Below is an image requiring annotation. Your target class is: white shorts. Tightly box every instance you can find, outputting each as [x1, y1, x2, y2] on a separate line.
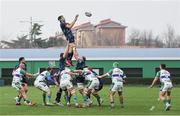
[86, 79, 99, 90]
[110, 82, 123, 92]
[160, 82, 173, 92]
[12, 81, 22, 91]
[77, 83, 84, 90]
[60, 80, 73, 90]
[34, 81, 50, 93]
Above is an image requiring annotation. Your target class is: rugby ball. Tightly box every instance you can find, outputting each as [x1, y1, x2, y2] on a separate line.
[85, 12, 92, 17]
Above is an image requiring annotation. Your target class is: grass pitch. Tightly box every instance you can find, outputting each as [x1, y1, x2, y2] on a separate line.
[0, 86, 180, 115]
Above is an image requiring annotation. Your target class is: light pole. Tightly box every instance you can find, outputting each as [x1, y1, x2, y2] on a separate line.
[20, 17, 43, 47]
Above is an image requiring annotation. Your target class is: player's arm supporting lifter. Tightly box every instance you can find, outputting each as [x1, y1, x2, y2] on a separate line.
[25, 72, 39, 78]
[71, 69, 83, 76]
[98, 73, 109, 78]
[63, 44, 70, 58]
[53, 76, 59, 87]
[66, 14, 79, 29]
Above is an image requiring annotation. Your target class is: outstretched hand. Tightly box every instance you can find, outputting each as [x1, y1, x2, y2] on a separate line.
[75, 14, 79, 20]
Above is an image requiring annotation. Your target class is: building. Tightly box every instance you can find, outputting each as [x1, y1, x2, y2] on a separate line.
[0, 48, 180, 85]
[95, 19, 127, 46]
[73, 22, 95, 48]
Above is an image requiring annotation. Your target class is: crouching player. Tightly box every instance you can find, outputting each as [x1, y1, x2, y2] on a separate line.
[12, 63, 36, 106]
[59, 67, 79, 107]
[149, 64, 173, 111]
[34, 67, 58, 106]
[98, 62, 126, 108]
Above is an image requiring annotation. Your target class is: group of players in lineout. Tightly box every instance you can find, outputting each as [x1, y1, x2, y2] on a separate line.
[11, 15, 173, 111]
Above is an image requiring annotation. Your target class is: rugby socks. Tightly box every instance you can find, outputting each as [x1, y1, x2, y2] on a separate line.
[167, 99, 171, 104]
[83, 95, 88, 104]
[47, 95, 51, 103]
[64, 91, 69, 103]
[73, 95, 78, 104]
[94, 94, 101, 105]
[67, 94, 72, 103]
[17, 95, 22, 103]
[24, 99, 31, 104]
[42, 93, 46, 105]
[55, 89, 62, 103]
[120, 97, 124, 106]
[110, 101, 115, 107]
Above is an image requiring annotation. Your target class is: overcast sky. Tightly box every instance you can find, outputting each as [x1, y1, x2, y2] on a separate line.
[0, 0, 179, 42]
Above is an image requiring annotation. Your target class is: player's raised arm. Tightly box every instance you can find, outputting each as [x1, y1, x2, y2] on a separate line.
[66, 14, 79, 29]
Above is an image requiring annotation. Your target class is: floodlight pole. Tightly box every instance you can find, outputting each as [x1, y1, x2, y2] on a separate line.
[20, 17, 43, 47]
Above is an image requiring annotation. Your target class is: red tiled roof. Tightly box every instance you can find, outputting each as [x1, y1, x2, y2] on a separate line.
[95, 19, 126, 28]
[74, 22, 92, 30]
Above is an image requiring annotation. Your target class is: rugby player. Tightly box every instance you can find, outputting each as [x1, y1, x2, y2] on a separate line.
[12, 63, 36, 106]
[149, 64, 173, 111]
[34, 67, 58, 106]
[57, 15, 79, 66]
[98, 62, 126, 108]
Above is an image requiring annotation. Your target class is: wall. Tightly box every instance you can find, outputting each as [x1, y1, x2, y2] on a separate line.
[0, 60, 179, 78]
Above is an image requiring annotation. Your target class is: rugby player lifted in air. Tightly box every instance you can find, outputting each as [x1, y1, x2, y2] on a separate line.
[57, 14, 79, 66]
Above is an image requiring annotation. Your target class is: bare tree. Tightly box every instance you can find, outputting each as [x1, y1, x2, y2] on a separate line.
[163, 25, 176, 48]
[127, 29, 141, 46]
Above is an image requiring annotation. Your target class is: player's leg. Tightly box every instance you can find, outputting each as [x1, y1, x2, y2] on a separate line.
[109, 91, 115, 108]
[91, 81, 102, 106]
[70, 43, 79, 60]
[46, 89, 52, 105]
[54, 88, 64, 106]
[166, 91, 171, 105]
[166, 83, 173, 105]
[41, 88, 52, 105]
[21, 83, 28, 103]
[92, 90, 102, 106]
[23, 83, 28, 93]
[118, 91, 124, 108]
[35, 82, 51, 105]
[19, 87, 33, 105]
[159, 91, 169, 110]
[77, 83, 84, 96]
[160, 83, 172, 111]
[42, 92, 46, 105]
[70, 87, 79, 106]
[83, 88, 91, 107]
[109, 83, 116, 108]
[85, 80, 97, 106]
[12, 81, 22, 105]
[117, 82, 124, 108]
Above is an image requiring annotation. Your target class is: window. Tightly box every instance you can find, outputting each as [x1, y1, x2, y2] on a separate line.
[92, 68, 104, 75]
[39, 68, 59, 73]
[1, 68, 14, 78]
[155, 68, 180, 78]
[121, 68, 143, 78]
